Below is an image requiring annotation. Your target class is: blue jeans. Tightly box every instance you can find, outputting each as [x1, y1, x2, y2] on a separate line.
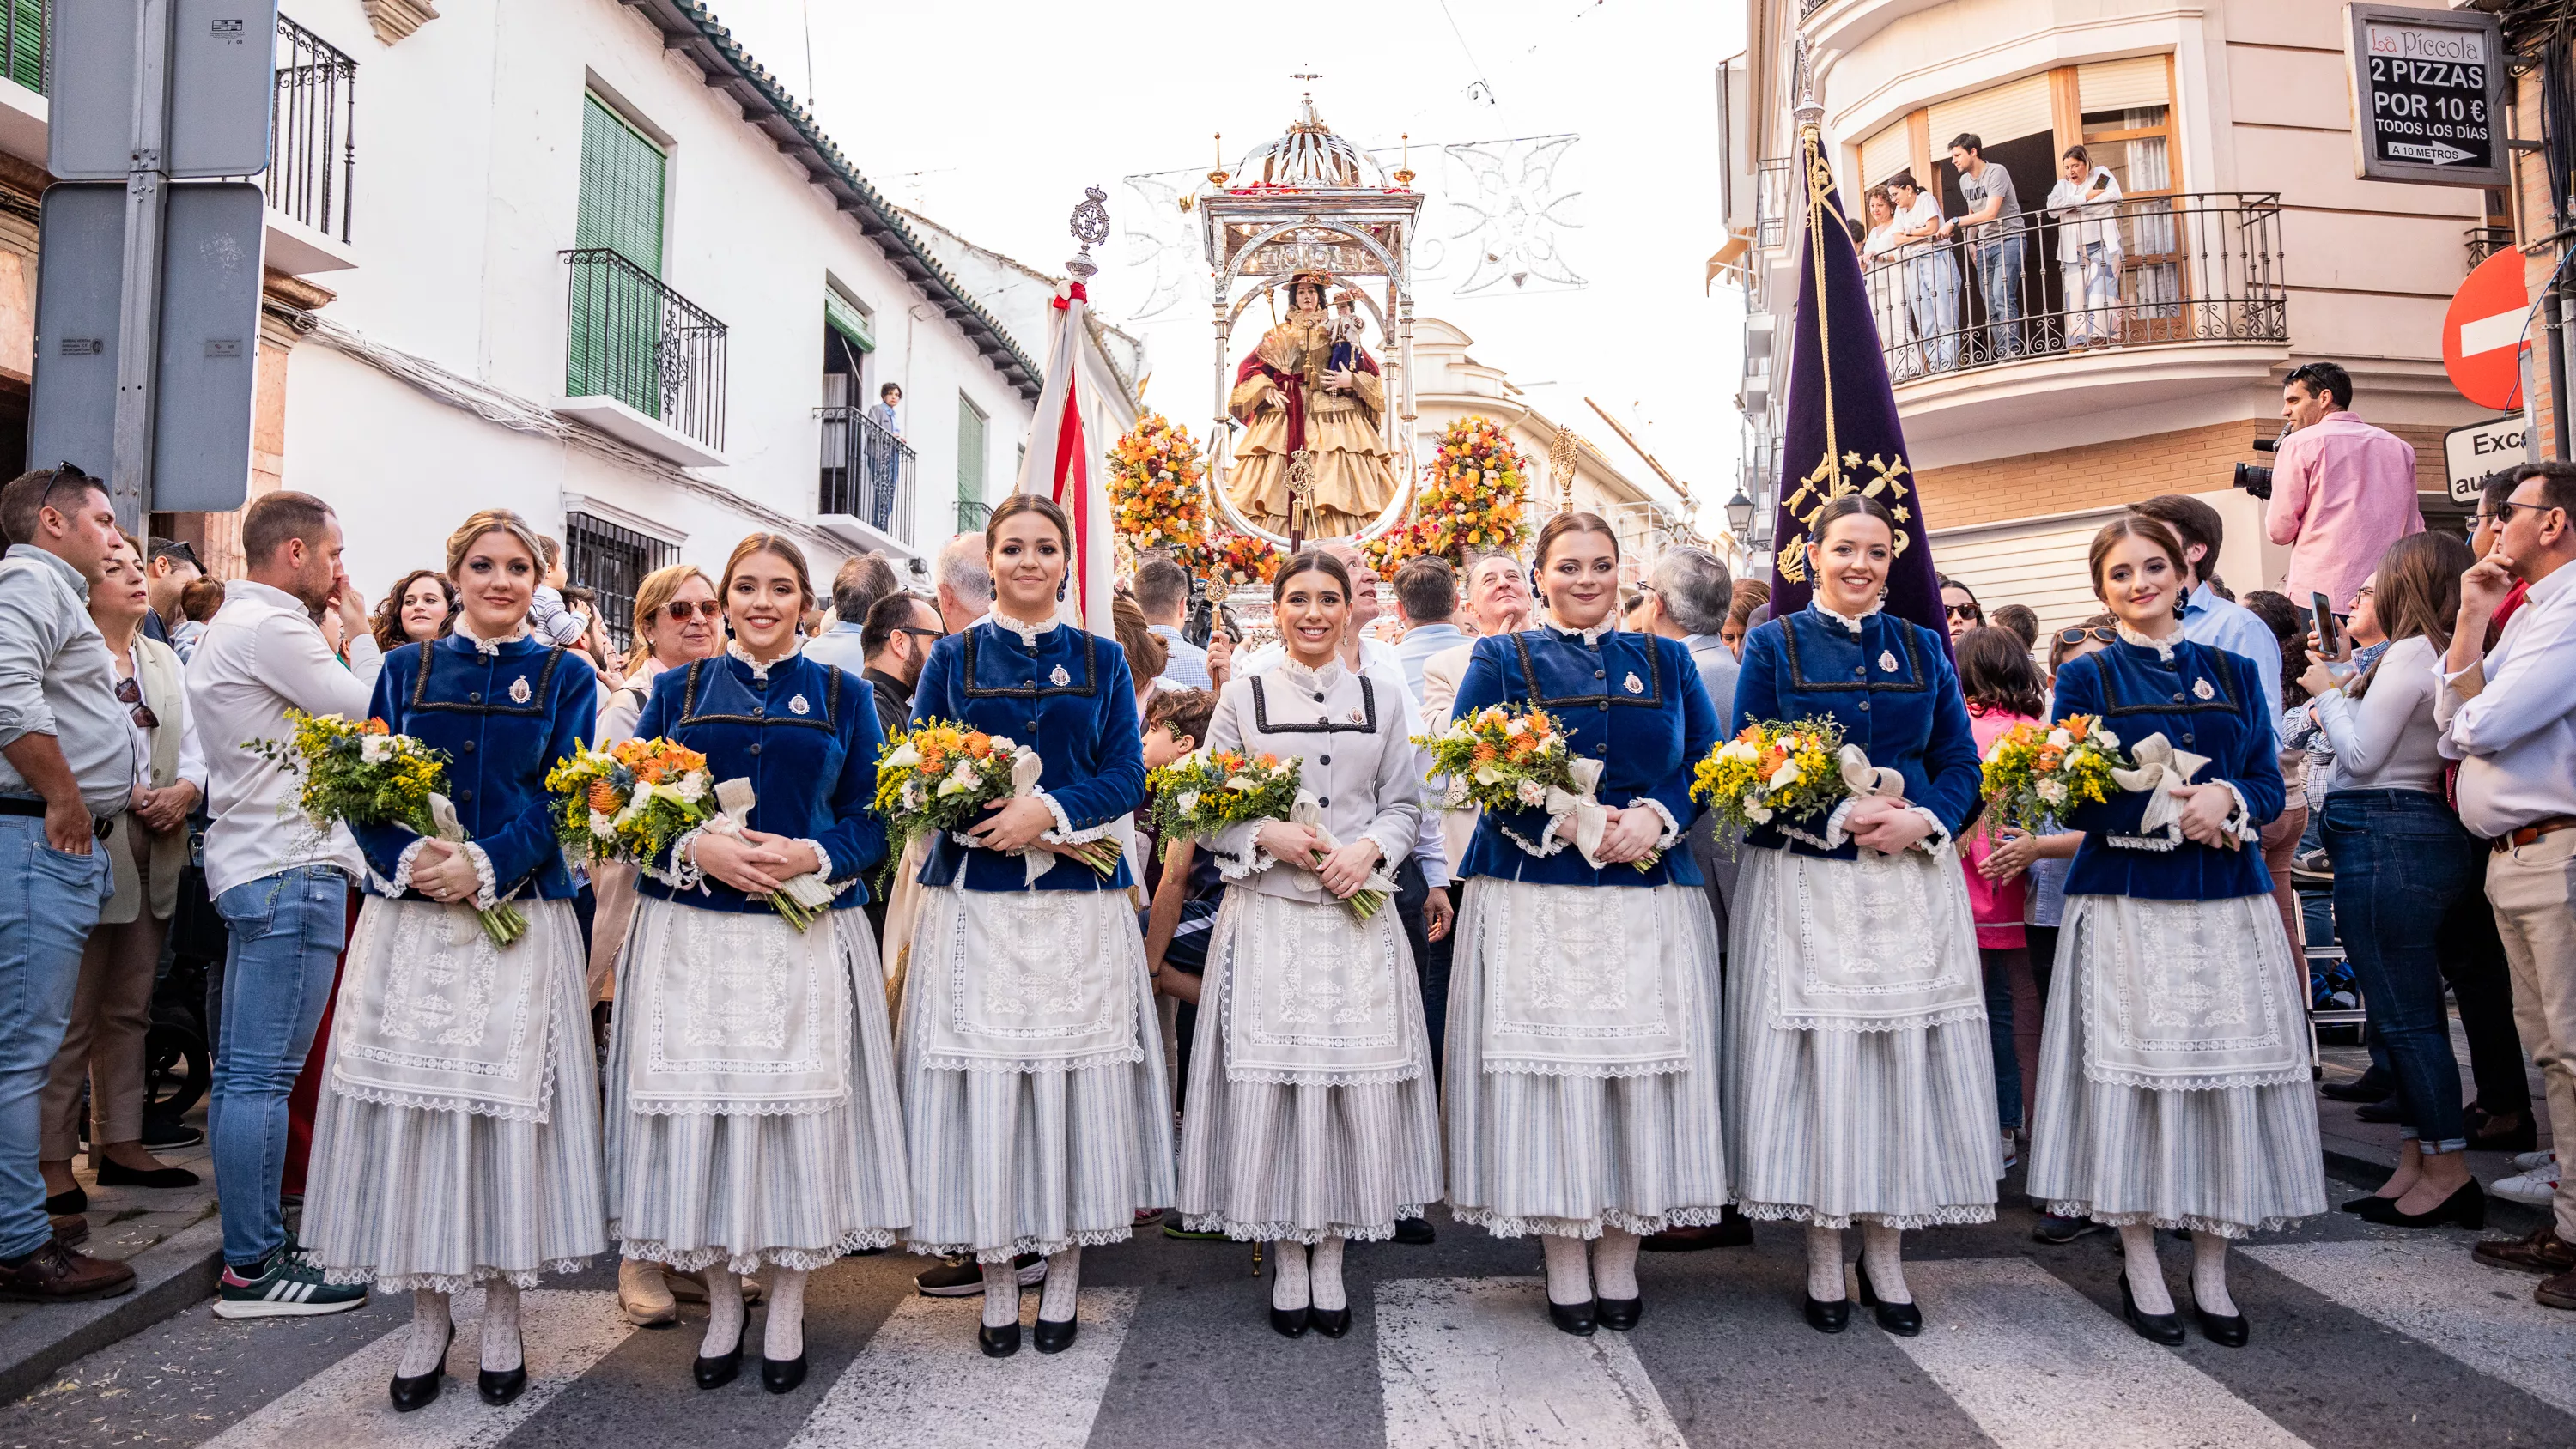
[2324, 791, 2483, 1152]
[1981, 946, 2025, 1132]
[0, 819, 111, 1257]
[1909, 251, 1962, 372]
[209, 867, 347, 1268]
[1971, 238, 2024, 359]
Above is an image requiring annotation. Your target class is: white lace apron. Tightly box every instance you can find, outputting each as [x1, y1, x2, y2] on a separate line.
[330, 897, 555, 1122]
[2069, 893, 2306, 1091]
[1767, 846, 1985, 1032]
[1477, 881, 1689, 1077]
[623, 900, 852, 1115]
[913, 885, 1144, 1073]
[1220, 888, 1419, 1087]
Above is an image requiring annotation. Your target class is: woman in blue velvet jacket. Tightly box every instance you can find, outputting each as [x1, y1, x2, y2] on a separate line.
[606, 534, 907, 1397]
[895, 494, 1170, 1360]
[1722, 494, 1996, 1340]
[1443, 513, 1728, 1338]
[2026, 516, 2320, 1350]
[302, 510, 605, 1414]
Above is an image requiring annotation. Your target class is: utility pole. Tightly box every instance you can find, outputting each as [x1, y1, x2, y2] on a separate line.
[110, 0, 177, 531]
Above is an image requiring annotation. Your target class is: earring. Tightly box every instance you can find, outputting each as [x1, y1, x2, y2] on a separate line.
[1057, 574, 1068, 602]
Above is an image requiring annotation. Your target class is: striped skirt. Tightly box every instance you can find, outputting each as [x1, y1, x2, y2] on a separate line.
[2026, 896, 2327, 1237]
[605, 901, 910, 1273]
[1443, 881, 1729, 1240]
[898, 885, 1175, 1262]
[1723, 848, 2002, 1229]
[304, 899, 606, 1293]
[1175, 890, 1442, 1244]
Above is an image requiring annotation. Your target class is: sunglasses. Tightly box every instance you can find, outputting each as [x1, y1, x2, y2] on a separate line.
[655, 599, 722, 623]
[2493, 499, 2565, 525]
[115, 676, 159, 731]
[2054, 625, 2119, 646]
[1944, 603, 1982, 621]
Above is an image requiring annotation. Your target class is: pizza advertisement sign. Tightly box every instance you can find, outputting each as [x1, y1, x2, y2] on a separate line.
[2345, 3, 2509, 188]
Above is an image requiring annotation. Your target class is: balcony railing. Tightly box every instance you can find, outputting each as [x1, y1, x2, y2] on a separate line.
[1753, 156, 1794, 252]
[2466, 225, 2515, 271]
[1859, 191, 2286, 385]
[269, 16, 356, 244]
[4, 0, 44, 95]
[817, 405, 917, 546]
[1799, 0, 1829, 14]
[561, 247, 729, 452]
[956, 499, 992, 534]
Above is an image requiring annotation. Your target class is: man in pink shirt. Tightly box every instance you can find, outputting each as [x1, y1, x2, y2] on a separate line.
[2265, 361, 2422, 615]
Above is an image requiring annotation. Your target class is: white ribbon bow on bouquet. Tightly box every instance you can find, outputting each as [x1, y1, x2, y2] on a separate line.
[414, 792, 482, 945]
[1820, 744, 1916, 853]
[1000, 746, 1060, 889]
[1285, 790, 1397, 906]
[2108, 732, 2229, 850]
[1546, 756, 1617, 869]
[708, 777, 840, 913]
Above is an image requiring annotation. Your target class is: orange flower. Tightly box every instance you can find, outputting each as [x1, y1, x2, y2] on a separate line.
[2035, 747, 2064, 772]
[964, 731, 991, 754]
[2064, 717, 2092, 742]
[362, 718, 391, 735]
[587, 779, 620, 814]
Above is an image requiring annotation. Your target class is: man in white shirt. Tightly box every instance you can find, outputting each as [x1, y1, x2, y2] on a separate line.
[1388, 557, 1466, 698]
[2437, 461, 2576, 1306]
[1419, 554, 1536, 872]
[1131, 559, 1212, 690]
[187, 491, 380, 1319]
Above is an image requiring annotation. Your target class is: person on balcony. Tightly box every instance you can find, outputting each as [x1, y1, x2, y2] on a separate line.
[1886, 172, 1960, 373]
[868, 384, 904, 531]
[1947, 135, 2028, 362]
[2265, 361, 2422, 618]
[1861, 186, 1920, 379]
[2047, 147, 2124, 350]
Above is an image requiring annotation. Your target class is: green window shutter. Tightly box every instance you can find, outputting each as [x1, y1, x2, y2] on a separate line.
[569, 94, 668, 415]
[5, 0, 41, 94]
[957, 397, 987, 504]
[824, 290, 874, 353]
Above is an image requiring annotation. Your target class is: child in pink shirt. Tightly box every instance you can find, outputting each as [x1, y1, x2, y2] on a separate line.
[1956, 627, 2048, 1167]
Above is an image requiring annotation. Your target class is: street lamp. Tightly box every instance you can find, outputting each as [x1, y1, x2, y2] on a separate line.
[1724, 488, 1757, 542]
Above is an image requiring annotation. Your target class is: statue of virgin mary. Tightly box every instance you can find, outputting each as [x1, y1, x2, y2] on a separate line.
[1223, 271, 1401, 539]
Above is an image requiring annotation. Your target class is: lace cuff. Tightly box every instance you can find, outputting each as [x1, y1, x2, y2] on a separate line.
[1820, 797, 1949, 854]
[2216, 781, 2261, 846]
[1205, 818, 1279, 882]
[792, 839, 856, 897]
[653, 828, 711, 893]
[1501, 803, 1577, 859]
[1625, 797, 1684, 851]
[1903, 805, 1951, 853]
[1035, 791, 1117, 846]
[386, 837, 499, 908]
[386, 837, 434, 897]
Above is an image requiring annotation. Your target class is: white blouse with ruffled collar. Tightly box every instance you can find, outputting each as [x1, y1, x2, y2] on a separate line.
[455, 618, 532, 657]
[1810, 597, 1885, 634]
[2114, 621, 2184, 662]
[726, 638, 801, 680]
[979, 609, 1062, 647]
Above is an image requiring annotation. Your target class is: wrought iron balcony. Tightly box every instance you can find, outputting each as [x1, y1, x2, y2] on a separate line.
[817, 405, 917, 546]
[956, 499, 993, 534]
[269, 15, 357, 244]
[2466, 225, 2515, 271]
[1753, 155, 1794, 252]
[560, 247, 729, 454]
[1857, 191, 2287, 385]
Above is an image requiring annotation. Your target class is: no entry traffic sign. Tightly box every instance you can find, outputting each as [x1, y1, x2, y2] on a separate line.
[2444, 246, 2530, 410]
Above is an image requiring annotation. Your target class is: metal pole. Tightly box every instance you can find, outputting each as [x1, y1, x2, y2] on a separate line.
[111, 0, 175, 532]
[2551, 278, 2573, 461]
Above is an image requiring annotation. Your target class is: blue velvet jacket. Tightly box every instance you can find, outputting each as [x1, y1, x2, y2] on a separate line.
[1729, 605, 1983, 860]
[1449, 627, 1719, 888]
[2050, 636, 2284, 902]
[354, 634, 593, 902]
[633, 650, 888, 914]
[908, 615, 1145, 893]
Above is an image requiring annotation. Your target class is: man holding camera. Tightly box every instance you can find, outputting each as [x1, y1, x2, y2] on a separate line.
[2265, 361, 2421, 615]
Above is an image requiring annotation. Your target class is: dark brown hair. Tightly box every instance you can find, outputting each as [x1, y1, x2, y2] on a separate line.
[240, 490, 337, 569]
[0, 465, 106, 545]
[1111, 592, 1168, 681]
[720, 533, 816, 612]
[2126, 494, 2222, 583]
[1991, 603, 2039, 649]
[2239, 590, 2310, 707]
[1274, 548, 1353, 604]
[1809, 494, 1897, 550]
[1956, 626, 2045, 718]
[1532, 511, 1619, 573]
[983, 493, 1073, 556]
[179, 576, 226, 623]
[1145, 686, 1215, 749]
[2086, 515, 2190, 607]
[373, 568, 456, 652]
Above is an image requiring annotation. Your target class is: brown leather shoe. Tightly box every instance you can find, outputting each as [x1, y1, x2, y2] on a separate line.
[0, 1240, 136, 1302]
[2538, 1268, 2576, 1312]
[48, 1214, 88, 1249]
[2472, 1222, 2576, 1276]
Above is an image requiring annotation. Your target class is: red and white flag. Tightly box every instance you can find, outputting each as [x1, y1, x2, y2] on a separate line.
[1013, 278, 1116, 634]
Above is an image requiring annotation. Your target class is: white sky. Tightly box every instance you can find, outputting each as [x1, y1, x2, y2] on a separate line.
[706, 0, 1750, 531]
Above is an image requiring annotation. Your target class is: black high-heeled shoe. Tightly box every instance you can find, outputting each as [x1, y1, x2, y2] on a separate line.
[1033, 1315, 1078, 1354]
[1309, 1306, 1352, 1338]
[2339, 1192, 2391, 1215]
[1595, 1295, 1642, 1332]
[1269, 1305, 1311, 1339]
[694, 1342, 744, 1387]
[2356, 1178, 2486, 1231]
[477, 1361, 527, 1407]
[977, 1322, 1020, 1358]
[2189, 1286, 2249, 1348]
[1803, 1293, 1850, 1334]
[2119, 1273, 2185, 1347]
[760, 1354, 808, 1393]
[388, 1324, 454, 1412]
[1854, 1273, 1922, 1337]
[1546, 1298, 1597, 1337]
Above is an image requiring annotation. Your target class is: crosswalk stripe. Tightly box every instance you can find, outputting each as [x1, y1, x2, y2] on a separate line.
[2246, 1239, 2576, 1416]
[1375, 1278, 1687, 1449]
[783, 1288, 1141, 1449]
[200, 1289, 635, 1449]
[1886, 1259, 2314, 1449]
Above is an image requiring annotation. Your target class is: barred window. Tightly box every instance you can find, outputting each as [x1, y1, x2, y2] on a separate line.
[564, 512, 677, 652]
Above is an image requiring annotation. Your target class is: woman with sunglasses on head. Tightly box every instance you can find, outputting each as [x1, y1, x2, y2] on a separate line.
[1175, 550, 1437, 1338]
[1443, 512, 1728, 1337]
[301, 510, 605, 1413]
[606, 534, 906, 1395]
[2026, 515, 2319, 1349]
[1725, 494, 1994, 1337]
[897, 494, 1168, 1358]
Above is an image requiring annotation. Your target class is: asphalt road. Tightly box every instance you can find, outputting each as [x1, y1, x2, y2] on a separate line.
[4, 1171, 2571, 1449]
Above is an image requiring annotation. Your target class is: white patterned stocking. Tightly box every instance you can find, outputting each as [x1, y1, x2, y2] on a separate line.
[398, 1289, 452, 1379]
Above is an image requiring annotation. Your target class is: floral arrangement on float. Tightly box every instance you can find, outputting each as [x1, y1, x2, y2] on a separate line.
[1105, 411, 1210, 559]
[1200, 531, 1284, 588]
[1364, 415, 1534, 575]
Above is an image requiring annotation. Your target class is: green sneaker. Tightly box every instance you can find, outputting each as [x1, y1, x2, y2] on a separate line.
[212, 1244, 368, 1319]
[1163, 1220, 1229, 1241]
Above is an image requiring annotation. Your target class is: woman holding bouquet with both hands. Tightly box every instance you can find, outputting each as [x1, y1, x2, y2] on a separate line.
[1176, 549, 1437, 1337]
[1443, 512, 1728, 1337]
[1724, 494, 1994, 1337]
[610, 534, 908, 1395]
[898, 494, 1170, 1358]
[302, 509, 605, 1412]
[2026, 517, 2320, 1348]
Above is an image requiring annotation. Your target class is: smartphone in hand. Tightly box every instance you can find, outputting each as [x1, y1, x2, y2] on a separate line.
[2311, 593, 2340, 658]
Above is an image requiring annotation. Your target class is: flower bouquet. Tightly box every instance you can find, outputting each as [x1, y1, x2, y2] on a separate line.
[1107, 411, 1210, 557]
[1690, 717, 1850, 840]
[1980, 714, 2127, 832]
[250, 711, 527, 947]
[545, 737, 714, 868]
[876, 721, 1122, 886]
[1416, 704, 1656, 870]
[1147, 749, 1391, 919]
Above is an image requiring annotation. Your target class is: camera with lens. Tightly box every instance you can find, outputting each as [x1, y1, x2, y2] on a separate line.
[2232, 423, 2290, 500]
[1182, 570, 1216, 648]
